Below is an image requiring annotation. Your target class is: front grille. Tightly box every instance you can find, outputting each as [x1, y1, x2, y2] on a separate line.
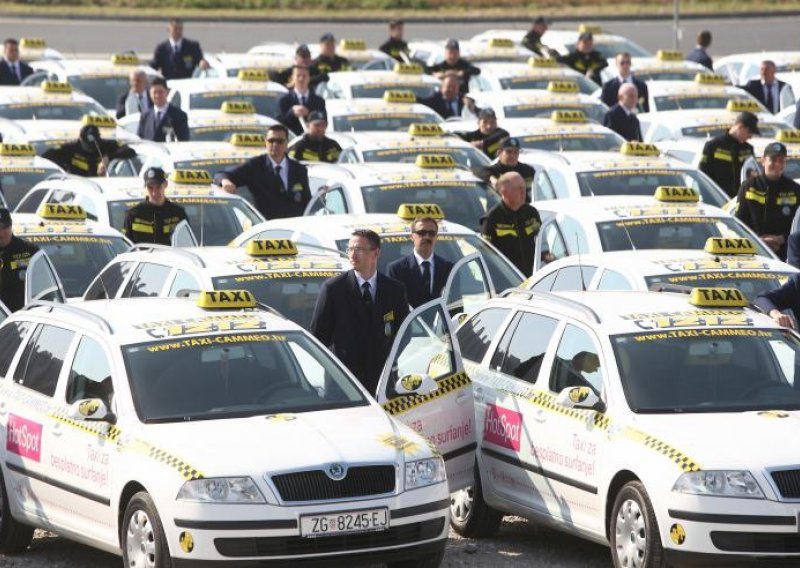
[711, 531, 800, 553]
[271, 465, 396, 502]
[215, 517, 444, 557]
[771, 469, 800, 499]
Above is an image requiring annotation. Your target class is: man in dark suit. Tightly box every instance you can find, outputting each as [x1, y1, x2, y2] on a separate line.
[387, 216, 454, 308]
[311, 229, 409, 394]
[686, 30, 713, 70]
[277, 65, 326, 135]
[0, 39, 33, 86]
[742, 60, 790, 114]
[148, 18, 207, 80]
[137, 77, 189, 142]
[756, 273, 800, 329]
[600, 52, 649, 112]
[419, 72, 475, 119]
[116, 69, 152, 119]
[215, 124, 310, 220]
[603, 83, 642, 142]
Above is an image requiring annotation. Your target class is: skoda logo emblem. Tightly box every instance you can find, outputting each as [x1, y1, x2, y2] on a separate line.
[327, 463, 347, 480]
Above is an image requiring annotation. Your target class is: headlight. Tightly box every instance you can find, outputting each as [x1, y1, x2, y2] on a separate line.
[405, 457, 446, 490]
[177, 477, 265, 503]
[673, 470, 764, 499]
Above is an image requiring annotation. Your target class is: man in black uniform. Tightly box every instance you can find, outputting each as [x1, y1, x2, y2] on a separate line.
[522, 17, 555, 58]
[311, 229, 409, 393]
[288, 111, 342, 163]
[560, 32, 608, 86]
[379, 20, 410, 62]
[481, 172, 542, 276]
[123, 167, 188, 245]
[735, 142, 800, 260]
[42, 124, 135, 177]
[699, 111, 758, 198]
[0, 208, 38, 312]
[312, 33, 351, 75]
[456, 108, 510, 159]
[148, 18, 207, 80]
[426, 39, 480, 95]
[273, 44, 325, 90]
[477, 138, 536, 201]
[215, 124, 311, 220]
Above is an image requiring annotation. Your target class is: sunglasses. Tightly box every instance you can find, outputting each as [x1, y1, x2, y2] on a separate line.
[267, 138, 287, 144]
[414, 230, 438, 238]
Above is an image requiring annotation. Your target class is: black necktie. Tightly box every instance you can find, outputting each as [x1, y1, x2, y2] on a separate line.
[156, 110, 163, 123]
[766, 84, 775, 113]
[421, 260, 432, 296]
[274, 164, 285, 191]
[12, 63, 19, 83]
[300, 94, 306, 106]
[361, 282, 372, 306]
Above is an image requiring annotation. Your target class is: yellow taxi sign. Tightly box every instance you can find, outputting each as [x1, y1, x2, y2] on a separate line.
[578, 24, 602, 34]
[689, 287, 747, 308]
[528, 56, 558, 68]
[654, 185, 699, 202]
[776, 129, 800, 143]
[197, 290, 257, 309]
[551, 110, 587, 123]
[726, 99, 760, 113]
[393, 62, 423, 75]
[220, 101, 256, 114]
[230, 133, 265, 146]
[237, 68, 269, 82]
[547, 80, 579, 93]
[383, 89, 416, 103]
[81, 114, 116, 128]
[170, 169, 212, 185]
[37, 203, 87, 220]
[408, 123, 444, 136]
[396, 203, 445, 220]
[656, 49, 683, 61]
[19, 38, 46, 50]
[415, 153, 456, 168]
[704, 237, 757, 255]
[620, 141, 660, 156]
[488, 38, 515, 48]
[111, 53, 140, 65]
[339, 39, 367, 51]
[41, 81, 72, 94]
[694, 73, 726, 85]
[0, 143, 36, 157]
[246, 239, 298, 257]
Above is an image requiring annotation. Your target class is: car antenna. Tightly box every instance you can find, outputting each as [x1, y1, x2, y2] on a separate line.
[576, 232, 587, 291]
[200, 202, 205, 245]
[619, 220, 637, 251]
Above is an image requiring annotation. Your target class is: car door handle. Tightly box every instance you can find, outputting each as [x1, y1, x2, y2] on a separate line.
[456, 392, 470, 405]
[51, 423, 62, 437]
[534, 409, 547, 423]
[473, 387, 484, 402]
[0, 401, 6, 415]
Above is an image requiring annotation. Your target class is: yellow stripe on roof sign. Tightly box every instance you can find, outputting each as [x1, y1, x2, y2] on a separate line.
[547, 80, 579, 93]
[689, 287, 747, 308]
[230, 133, 265, 146]
[656, 49, 683, 61]
[38, 203, 87, 220]
[197, 289, 257, 309]
[220, 101, 256, 114]
[528, 56, 558, 68]
[82, 114, 116, 128]
[578, 24, 602, 34]
[340, 39, 367, 51]
[246, 239, 298, 257]
[394, 62, 423, 75]
[396, 203, 444, 220]
[237, 68, 269, 82]
[654, 186, 699, 202]
[170, 169, 212, 185]
[0, 144, 35, 156]
[415, 154, 456, 168]
[408, 123, 444, 136]
[41, 81, 72, 94]
[777, 130, 800, 144]
[111, 53, 139, 65]
[726, 99, 760, 113]
[621, 141, 660, 156]
[488, 38, 515, 48]
[551, 110, 586, 123]
[20, 38, 46, 49]
[383, 90, 416, 103]
[695, 73, 726, 85]
[704, 237, 756, 255]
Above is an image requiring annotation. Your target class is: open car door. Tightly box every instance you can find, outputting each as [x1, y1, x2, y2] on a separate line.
[171, 219, 198, 247]
[441, 252, 495, 320]
[376, 298, 476, 492]
[24, 250, 66, 304]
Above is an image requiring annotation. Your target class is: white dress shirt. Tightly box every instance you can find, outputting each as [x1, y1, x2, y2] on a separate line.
[268, 156, 289, 190]
[414, 250, 434, 293]
[355, 272, 378, 301]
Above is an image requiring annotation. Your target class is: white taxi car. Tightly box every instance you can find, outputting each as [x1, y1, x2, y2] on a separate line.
[196, 52, 294, 80]
[646, 75, 766, 113]
[0, 142, 62, 209]
[467, 59, 600, 95]
[319, 65, 441, 100]
[166, 72, 288, 119]
[453, 285, 800, 565]
[599, 50, 712, 84]
[325, 92, 444, 133]
[468, 83, 609, 123]
[0, 290, 467, 566]
[409, 38, 535, 67]
[715, 50, 800, 87]
[307, 38, 396, 71]
[0, 81, 107, 120]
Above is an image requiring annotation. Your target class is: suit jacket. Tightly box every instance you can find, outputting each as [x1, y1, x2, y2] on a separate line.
[686, 47, 713, 70]
[419, 91, 464, 119]
[277, 90, 327, 135]
[742, 78, 788, 113]
[116, 90, 153, 119]
[787, 231, 800, 269]
[149, 38, 204, 80]
[603, 104, 642, 142]
[310, 271, 409, 394]
[137, 105, 190, 142]
[386, 253, 453, 309]
[0, 60, 33, 86]
[600, 76, 650, 112]
[214, 154, 310, 219]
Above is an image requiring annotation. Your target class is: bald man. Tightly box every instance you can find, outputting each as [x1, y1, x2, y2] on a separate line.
[602, 83, 642, 142]
[481, 172, 542, 276]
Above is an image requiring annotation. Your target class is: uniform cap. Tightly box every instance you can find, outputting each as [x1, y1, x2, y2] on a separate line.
[578, 31, 594, 42]
[144, 167, 167, 185]
[307, 110, 327, 123]
[445, 39, 460, 51]
[0, 208, 11, 228]
[320, 32, 335, 43]
[735, 111, 760, 135]
[500, 137, 521, 150]
[764, 141, 788, 157]
[296, 44, 311, 57]
[478, 108, 496, 120]
[534, 16, 549, 25]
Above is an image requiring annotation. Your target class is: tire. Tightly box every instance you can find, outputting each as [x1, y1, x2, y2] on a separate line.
[121, 491, 172, 568]
[449, 470, 503, 538]
[609, 481, 666, 568]
[0, 467, 34, 553]
[386, 547, 445, 568]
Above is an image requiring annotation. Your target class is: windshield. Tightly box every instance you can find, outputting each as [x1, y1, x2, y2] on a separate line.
[189, 92, 281, 118]
[646, 271, 793, 298]
[350, 84, 437, 99]
[0, 101, 108, 120]
[519, 132, 623, 152]
[69, 75, 128, 109]
[503, 103, 607, 122]
[189, 124, 268, 142]
[360, 181, 500, 232]
[361, 146, 491, 169]
[26, 235, 130, 297]
[654, 95, 757, 112]
[1, 168, 54, 209]
[596, 216, 772, 256]
[336, 233, 522, 291]
[499, 75, 598, 94]
[682, 122, 784, 139]
[332, 113, 442, 132]
[612, 328, 800, 413]
[576, 169, 728, 208]
[124, 330, 367, 422]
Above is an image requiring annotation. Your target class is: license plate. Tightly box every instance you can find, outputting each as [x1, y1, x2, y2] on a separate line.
[300, 507, 389, 538]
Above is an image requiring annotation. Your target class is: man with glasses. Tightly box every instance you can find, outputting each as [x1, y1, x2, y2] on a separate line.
[387, 216, 454, 308]
[600, 52, 649, 112]
[311, 229, 409, 393]
[123, 167, 188, 245]
[216, 124, 310, 219]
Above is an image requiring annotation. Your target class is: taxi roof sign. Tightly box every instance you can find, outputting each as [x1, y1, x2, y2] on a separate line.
[170, 169, 212, 185]
[415, 154, 456, 168]
[111, 53, 140, 65]
[0, 143, 35, 157]
[689, 287, 747, 308]
[656, 49, 683, 61]
[393, 62, 423, 75]
[621, 141, 660, 156]
[528, 56, 558, 68]
[383, 89, 416, 103]
[488, 38, 515, 48]
[704, 237, 757, 255]
[776, 129, 800, 144]
[726, 99, 760, 113]
[230, 133, 265, 146]
[246, 239, 298, 257]
[654, 185, 699, 202]
[339, 39, 367, 51]
[397, 203, 445, 220]
[197, 290, 256, 309]
[551, 109, 587, 123]
[578, 24, 602, 34]
[220, 100, 256, 114]
[20, 38, 46, 49]
[237, 68, 269, 82]
[547, 80, 579, 93]
[82, 114, 116, 128]
[37, 203, 87, 220]
[408, 123, 444, 136]
[695, 73, 726, 85]
[41, 81, 72, 94]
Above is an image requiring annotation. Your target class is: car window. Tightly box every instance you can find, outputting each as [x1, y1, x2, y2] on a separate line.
[123, 263, 172, 298]
[66, 336, 113, 408]
[558, 215, 589, 254]
[85, 261, 136, 300]
[551, 266, 597, 291]
[533, 171, 557, 201]
[456, 307, 511, 363]
[490, 311, 559, 384]
[15, 188, 50, 214]
[338, 149, 359, 164]
[0, 321, 31, 377]
[549, 324, 604, 394]
[597, 269, 634, 290]
[167, 270, 201, 297]
[530, 270, 557, 291]
[540, 222, 568, 264]
[13, 324, 75, 397]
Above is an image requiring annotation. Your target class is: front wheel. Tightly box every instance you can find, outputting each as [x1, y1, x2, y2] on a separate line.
[449, 472, 503, 538]
[0, 467, 33, 553]
[121, 491, 171, 568]
[609, 481, 665, 568]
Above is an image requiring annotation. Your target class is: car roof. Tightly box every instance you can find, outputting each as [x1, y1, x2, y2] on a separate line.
[325, 98, 442, 116]
[534, 195, 725, 220]
[476, 62, 584, 78]
[0, 154, 62, 171]
[311, 161, 481, 183]
[639, 108, 780, 127]
[647, 80, 752, 96]
[5, 118, 139, 144]
[0, 85, 101, 104]
[185, 109, 278, 128]
[519, 149, 687, 171]
[10, 212, 128, 238]
[470, 89, 601, 105]
[332, 130, 474, 151]
[325, 70, 440, 88]
[130, 141, 264, 161]
[168, 77, 287, 94]
[32, 58, 159, 77]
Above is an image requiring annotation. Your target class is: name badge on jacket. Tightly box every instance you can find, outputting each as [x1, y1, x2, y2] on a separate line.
[384, 310, 395, 337]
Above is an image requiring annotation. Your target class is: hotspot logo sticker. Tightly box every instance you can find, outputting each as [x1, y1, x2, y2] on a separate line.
[6, 414, 42, 462]
[483, 404, 522, 451]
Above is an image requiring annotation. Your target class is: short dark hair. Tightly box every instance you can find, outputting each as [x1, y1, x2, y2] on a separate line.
[697, 30, 712, 47]
[292, 64, 310, 74]
[150, 76, 168, 90]
[266, 124, 289, 138]
[412, 217, 439, 231]
[4, 38, 18, 48]
[169, 18, 183, 26]
[389, 20, 404, 28]
[616, 51, 631, 61]
[351, 229, 381, 249]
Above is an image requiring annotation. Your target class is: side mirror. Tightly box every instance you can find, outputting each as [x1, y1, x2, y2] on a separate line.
[67, 398, 115, 423]
[394, 373, 438, 396]
[555, 386, 605, 413]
